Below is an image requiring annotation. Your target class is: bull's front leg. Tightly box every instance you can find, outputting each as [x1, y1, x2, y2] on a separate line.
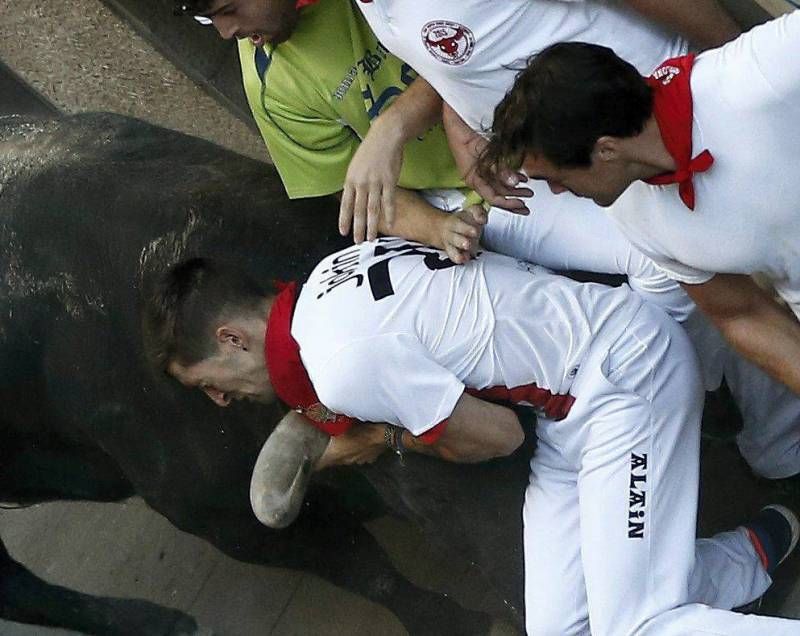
[0, 536, 200, 635]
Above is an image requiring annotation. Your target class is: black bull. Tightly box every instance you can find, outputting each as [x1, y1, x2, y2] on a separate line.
[0, 113, 533, 634]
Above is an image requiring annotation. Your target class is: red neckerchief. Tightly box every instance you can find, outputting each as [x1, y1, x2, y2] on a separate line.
[265, 281, 354, 436]
[295, 0, 319, 8]
[265, 281, 449, 444]
[644, 54, 714, 211]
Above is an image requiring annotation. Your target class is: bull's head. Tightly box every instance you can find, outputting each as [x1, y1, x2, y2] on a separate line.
[427, 27, 464, 58]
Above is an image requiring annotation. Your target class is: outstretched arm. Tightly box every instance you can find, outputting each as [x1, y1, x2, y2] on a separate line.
[682, 274, 800, 394]
[622, 0, 741, 49]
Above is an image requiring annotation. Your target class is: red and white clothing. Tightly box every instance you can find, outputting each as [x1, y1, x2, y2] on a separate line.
[608, 11, 800, 317]
[289, 240, 797, 634]
[355, 0, 687, 131]
[293, 238, 640, 435]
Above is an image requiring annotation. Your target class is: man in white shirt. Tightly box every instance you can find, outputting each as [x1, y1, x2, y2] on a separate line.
[482, 11, 800, 395]
[346, 0, 739, 219]
[145, 249, 800, 635]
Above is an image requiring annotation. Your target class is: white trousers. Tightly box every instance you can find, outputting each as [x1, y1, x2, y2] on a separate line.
[524, 302, 800, 635]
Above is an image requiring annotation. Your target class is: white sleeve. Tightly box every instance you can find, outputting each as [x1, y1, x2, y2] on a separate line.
[482, 186, 697, 322]
[311, 333, 466, 436]
[623, 250, 696, 323]
[704, 10, 800, 111]
[649, 258, 715, 287]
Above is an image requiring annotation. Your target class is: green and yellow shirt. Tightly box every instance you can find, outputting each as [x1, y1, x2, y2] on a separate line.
[238, 0, 464, 199]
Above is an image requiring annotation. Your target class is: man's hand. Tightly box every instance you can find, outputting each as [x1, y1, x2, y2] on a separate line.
[339, 77, 445, 243]
[339, 121, 404, 243]
[315, 423, 387, 471]
[442, 101, 532, 214]
[438, 204, 488, 264]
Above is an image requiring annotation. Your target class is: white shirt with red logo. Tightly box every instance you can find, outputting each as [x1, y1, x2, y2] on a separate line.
[291, 239, 641, 435]
[607, 12, 800, 317]
[355, 0, 687, 130]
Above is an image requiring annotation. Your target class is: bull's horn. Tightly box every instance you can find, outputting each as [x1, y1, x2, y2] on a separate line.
[249, 411, 329, 529]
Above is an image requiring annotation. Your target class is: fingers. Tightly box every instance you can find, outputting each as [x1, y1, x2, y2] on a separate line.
[339, 186, 356, 236]
[496, 167, 529, 188]
[442, 215, 483, 264]
[340, 182, 395, 243]
[382, 187, 395, 230]
[445, 243, 471, 265]
[464, 204, 488, 226]
[365, 184, 382, 242]
[487, 196, 531, 214]
[352, 188, 368, 244]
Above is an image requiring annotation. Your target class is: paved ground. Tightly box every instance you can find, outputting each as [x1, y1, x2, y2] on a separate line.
[2, 0, 800, 634]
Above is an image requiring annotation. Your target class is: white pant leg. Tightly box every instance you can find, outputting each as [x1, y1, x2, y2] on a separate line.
[724, 347, 800, 479]
[523, 441, 588, 635]
[531, 304, 799, 635]
[525, 460, 771, 636]
[690, 529, 772, 608]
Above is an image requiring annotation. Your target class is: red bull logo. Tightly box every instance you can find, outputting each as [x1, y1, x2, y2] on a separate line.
[421, 20, 475, 66]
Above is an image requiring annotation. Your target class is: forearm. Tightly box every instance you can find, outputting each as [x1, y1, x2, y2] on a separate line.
[718, 304, 800, 394]
[400, 425, 520, 463]
[623, 0, 741, 49]
[402, 395, 524, 463]
[378, 187, 450, 246]
[371, 76, 443, 147]
[684, 276, 800, 394]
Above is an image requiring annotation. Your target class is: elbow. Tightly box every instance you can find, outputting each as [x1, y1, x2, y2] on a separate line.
[437, 420, 524, 463]
[497, 423, 525, 457]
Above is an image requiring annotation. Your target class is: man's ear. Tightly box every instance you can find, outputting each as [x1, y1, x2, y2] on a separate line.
[216, 326, 248, 352]
[593, 136, 621, 164]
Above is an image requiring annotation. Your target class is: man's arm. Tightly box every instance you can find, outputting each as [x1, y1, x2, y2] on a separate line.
[317, 392, 525, 469]
[682, 274, 800, 394]
[339, 77, 443, 241]
[337, 187, 486, 264]
[442, 102, 533, 213]
[622, 0, 742, 49]
[251, 394, 524, 528]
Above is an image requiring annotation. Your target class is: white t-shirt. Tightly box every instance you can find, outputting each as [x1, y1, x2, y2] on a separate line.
[607, 12, 800, 317]
[292, 238, 641, 435]
[356, 0, 687, 130]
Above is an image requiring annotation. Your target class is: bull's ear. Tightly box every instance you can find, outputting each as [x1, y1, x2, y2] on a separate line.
[216, 326, 245, 350]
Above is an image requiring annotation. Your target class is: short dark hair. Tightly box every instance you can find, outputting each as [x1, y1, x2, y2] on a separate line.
[173, 0, 213, 16]
[480, 42, 653, 177]
[142, 258, 267, 373]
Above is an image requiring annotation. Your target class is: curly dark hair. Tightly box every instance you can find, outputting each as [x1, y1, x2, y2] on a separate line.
[479, 42, 653, 180]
